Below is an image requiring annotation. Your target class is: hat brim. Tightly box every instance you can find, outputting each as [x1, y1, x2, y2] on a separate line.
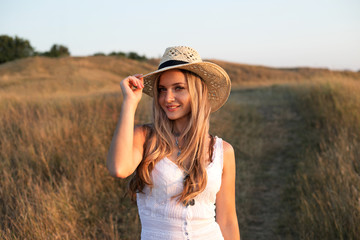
[142, 61, 231, 112]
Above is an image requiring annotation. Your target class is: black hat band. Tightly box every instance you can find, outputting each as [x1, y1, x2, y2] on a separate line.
[158, 60, 188, 70]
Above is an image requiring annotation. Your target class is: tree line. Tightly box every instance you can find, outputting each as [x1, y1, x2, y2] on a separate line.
[0, 35, 148, 64]
[0, 35, 70, 64]
[94, 51, 147, 61]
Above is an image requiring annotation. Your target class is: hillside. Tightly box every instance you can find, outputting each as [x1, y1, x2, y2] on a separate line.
[0, 56, 157, 99]
[210, 59, 360, 86]
[0, 56, 359, 99]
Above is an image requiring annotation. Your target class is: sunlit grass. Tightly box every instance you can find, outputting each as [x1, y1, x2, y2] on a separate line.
[0, 95, 143, 239]
[0, 56, 359, 239]
[290, 80, 360, 239]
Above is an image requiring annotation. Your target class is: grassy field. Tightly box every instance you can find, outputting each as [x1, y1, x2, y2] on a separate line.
[291, 80, 360, 239]
[0, 57, 359, 239]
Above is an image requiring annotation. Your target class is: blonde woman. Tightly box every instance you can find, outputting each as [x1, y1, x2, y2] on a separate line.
[107, 46, 240, 240]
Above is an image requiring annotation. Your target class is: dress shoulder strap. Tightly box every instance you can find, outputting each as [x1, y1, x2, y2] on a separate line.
[213, 136, 224, 170]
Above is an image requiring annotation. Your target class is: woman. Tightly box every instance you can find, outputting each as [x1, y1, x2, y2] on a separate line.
[107, 46, 240, 240]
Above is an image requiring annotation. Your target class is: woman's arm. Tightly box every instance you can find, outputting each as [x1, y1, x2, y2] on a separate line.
[106, 74, 146, 178]
[216, 141, 241, 240]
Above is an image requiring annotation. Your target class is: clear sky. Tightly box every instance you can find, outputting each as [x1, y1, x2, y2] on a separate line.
[1, 0, 359, 71]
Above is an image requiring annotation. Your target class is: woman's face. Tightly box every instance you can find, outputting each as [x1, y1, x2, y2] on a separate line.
[158, 70, 191, 121]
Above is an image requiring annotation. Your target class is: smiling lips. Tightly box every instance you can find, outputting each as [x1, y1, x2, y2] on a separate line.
[166, 105, 180, 112]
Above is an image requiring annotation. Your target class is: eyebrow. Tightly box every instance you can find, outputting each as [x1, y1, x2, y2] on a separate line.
[158, 82, 187, 88]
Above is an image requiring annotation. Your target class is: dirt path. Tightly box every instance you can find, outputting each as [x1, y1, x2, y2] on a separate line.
[228, 85, 304, 240]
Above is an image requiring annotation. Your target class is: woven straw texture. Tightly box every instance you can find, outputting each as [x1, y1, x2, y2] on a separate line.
[142, 46, 231, 112]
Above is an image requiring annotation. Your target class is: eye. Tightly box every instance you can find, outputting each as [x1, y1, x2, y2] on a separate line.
[175, 86, 185, 91]
[158, 87, 166, 93]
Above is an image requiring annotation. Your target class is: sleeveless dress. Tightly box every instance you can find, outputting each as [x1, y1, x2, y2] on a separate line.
[136, 137, 224, 240]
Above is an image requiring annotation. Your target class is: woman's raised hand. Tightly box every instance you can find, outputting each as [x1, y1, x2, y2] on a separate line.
[120, 74, 144, 105]
[108, 74, 146, 178]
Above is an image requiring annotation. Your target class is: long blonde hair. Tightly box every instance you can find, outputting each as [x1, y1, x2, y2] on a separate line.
[129, 70, 214, 205]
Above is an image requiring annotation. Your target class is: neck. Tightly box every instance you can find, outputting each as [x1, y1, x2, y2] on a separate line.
[173, 116, 189, 135]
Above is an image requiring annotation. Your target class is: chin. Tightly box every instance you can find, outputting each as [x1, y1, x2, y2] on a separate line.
[161, 107, 191, 121]
[166, 113, 190, 121]
[166, 114, 180, 120]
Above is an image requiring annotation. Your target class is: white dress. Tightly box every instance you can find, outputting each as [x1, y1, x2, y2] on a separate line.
[136, 137, 224, 240]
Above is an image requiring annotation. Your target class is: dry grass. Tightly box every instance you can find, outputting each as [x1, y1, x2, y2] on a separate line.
[211, 59, 360, 87]
[0, 95, 148, 239]
[0, 56, 157, 100]
[0, 56, 359, 239]
[289, 79, 360, 239]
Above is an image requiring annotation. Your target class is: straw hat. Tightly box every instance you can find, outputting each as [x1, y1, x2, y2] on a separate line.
[142, 46, 231, 112]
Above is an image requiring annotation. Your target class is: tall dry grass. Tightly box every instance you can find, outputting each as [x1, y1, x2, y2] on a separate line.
[290, 80, 360, 239]
[1, 56, 359, 239]
[0, 94, 153, 239]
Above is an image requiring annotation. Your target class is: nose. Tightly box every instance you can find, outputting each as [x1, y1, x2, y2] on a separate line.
[165, 89, 175, 103]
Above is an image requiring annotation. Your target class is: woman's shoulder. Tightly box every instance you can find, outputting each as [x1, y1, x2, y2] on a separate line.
[218, 139, 236, 172]
[219, 139, 235, 161]
[214, 137, 234, 155]
[222, 140, 234, 153]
